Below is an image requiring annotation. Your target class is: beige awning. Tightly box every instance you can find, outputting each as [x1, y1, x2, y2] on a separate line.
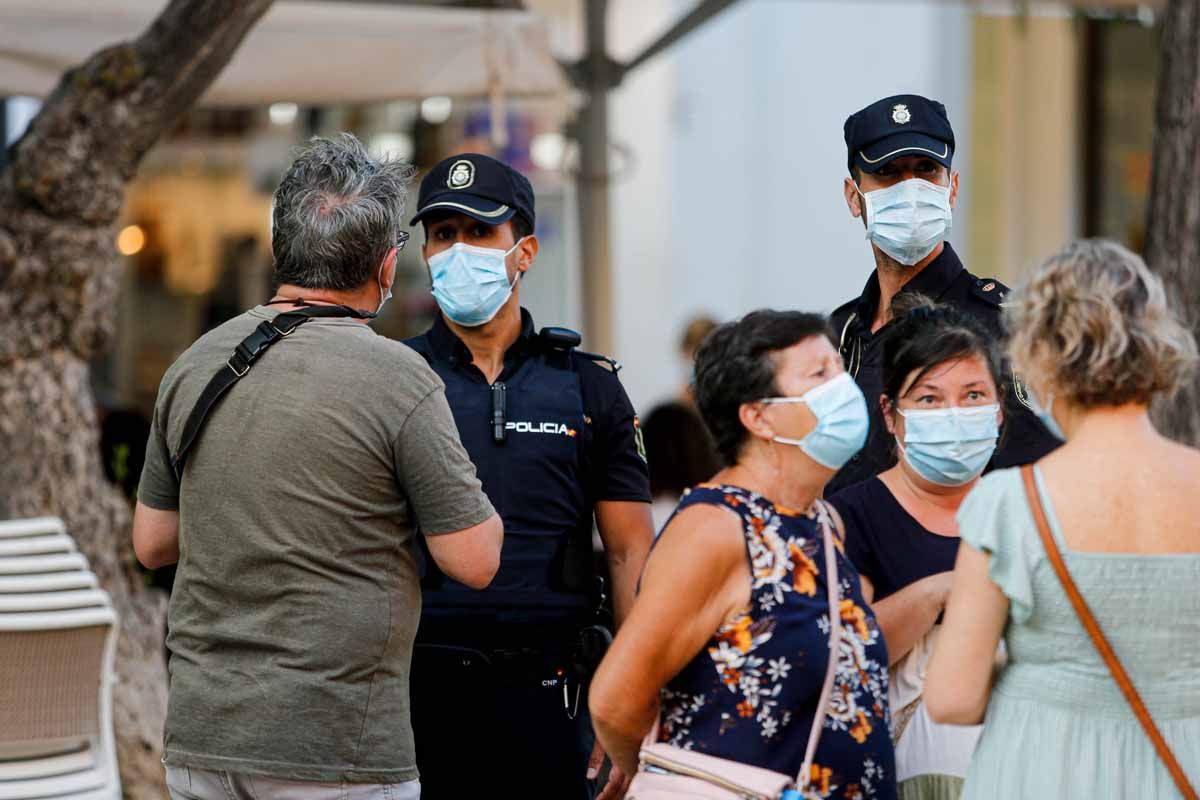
[0, 1, 568, 105]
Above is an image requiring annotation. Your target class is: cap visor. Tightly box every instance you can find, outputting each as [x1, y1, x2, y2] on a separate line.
[856, 132, 952, 173]
[409, 193, 515, 226]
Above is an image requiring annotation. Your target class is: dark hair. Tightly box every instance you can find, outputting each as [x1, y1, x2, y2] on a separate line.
[272, 134, 415, 291]
[511, 214, 534, 240]
[642, 402, 720, 497]
[693, 310, 833, 466]
[881, 294, 1003, 407]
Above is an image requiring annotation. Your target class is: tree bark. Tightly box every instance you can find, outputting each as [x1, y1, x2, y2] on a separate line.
[1145, 0, 1200, 446]
[0, 2, 273, 796]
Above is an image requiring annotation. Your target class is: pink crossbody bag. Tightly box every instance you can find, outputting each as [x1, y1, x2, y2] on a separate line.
[626, 503, 844, 800]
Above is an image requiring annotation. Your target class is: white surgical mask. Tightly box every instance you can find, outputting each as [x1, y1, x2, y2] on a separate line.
[857, 177, 953, 266]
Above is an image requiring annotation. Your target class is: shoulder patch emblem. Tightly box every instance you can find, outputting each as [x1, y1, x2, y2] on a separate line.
[633, 416, 647, 463]
[1012, 372, 1033, 410]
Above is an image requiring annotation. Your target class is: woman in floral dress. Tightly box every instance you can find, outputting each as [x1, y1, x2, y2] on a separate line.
[590, 310, 896, 799]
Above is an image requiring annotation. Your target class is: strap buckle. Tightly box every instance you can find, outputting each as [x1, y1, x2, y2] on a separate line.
[227, 357, 250, 378]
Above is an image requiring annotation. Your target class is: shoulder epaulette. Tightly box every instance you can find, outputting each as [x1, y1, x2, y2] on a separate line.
[577, 350, 621, 373]
[970, 277, 1011, 309]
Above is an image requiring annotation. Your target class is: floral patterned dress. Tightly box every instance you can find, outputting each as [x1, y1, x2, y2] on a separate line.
[657, 484, 897, 800]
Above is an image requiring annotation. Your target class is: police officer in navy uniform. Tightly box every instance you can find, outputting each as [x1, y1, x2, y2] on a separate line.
[403, 154, 653, 800]
[827, 94, 1059, 496]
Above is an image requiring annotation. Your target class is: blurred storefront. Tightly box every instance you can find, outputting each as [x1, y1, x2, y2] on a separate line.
[83, 96, 576, 417]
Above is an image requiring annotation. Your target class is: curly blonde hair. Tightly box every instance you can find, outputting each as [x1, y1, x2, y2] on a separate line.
[1006, 239, 1197, 408]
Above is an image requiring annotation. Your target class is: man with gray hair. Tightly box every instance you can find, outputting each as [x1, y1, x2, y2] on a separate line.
[133, 134, 502, 800]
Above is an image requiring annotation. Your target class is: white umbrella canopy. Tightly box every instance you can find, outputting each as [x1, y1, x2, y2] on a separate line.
[0, 0, 568, 105]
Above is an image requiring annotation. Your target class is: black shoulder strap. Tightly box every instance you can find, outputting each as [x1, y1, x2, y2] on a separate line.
[970, 277, 1010, 309]
[170, 305, 371, 481]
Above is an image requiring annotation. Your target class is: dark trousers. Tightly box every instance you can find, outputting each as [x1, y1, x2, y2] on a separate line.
[410, 623, 597, 800]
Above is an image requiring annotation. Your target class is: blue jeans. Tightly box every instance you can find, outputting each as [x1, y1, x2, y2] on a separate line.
[165, 765, 420, 800]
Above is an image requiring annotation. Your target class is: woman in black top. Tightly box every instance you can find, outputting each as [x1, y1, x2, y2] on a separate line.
[828, 296, 1005, 800]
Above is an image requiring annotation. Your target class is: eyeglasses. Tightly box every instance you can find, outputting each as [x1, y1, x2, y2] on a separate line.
[396, 231, 411, 252]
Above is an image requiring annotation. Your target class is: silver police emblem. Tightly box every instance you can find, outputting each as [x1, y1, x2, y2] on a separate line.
[447, 160, 475, 189]
[891, 104, 912, 125]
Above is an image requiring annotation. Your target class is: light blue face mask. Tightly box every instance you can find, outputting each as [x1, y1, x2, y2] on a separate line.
[896, 404, 1000, 487]
[761, 372, 869, 470]
[856, 178, 953, 266]
[429, 237, 526, 327]
[1026, 388, 1066, 441]
[376, 266, 392, 317]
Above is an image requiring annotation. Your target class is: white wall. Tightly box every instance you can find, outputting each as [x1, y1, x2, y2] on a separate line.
[609, 0, 974, 413]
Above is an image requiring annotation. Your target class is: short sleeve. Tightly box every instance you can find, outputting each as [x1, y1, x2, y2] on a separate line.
[138, 398, 181, 511]
[394, 387, 496, 536]
[584, 368, 652, 504]
[957, 468, 1040, 624]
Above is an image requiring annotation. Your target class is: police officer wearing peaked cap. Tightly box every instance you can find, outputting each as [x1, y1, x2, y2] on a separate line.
[402, 154, 654, 800]
[826, 94, 1059, 496]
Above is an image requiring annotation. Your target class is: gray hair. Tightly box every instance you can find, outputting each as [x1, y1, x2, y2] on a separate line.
[271, 134, 415, 291]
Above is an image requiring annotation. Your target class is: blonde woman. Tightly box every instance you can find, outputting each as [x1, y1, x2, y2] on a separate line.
[926, 239, 1200, 798]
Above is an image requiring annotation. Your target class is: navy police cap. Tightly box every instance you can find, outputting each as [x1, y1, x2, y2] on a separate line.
[844, 94, 955, 175]
[410, 153, 536, 230]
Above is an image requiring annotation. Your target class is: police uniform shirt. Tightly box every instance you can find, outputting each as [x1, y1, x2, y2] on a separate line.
[827, 242, 1059, 496]
[404, 309, 651, 613]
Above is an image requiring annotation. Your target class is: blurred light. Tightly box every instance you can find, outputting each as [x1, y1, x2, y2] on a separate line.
[420, 96, 454, 125]
[116, 225, 145, 256]
[531, 132, 567, 171]
[369, 132, 415, 162]
[269, 102, 299, 126]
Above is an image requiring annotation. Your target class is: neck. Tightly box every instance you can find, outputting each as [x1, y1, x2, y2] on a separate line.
[718, 447, 830, 513]
[870, 241, 945, 333]
[271, 283, 376, 324]
[445, 295, 524, 383]
[1062, 402, 1157, 443]
[888, 460, 973, 513]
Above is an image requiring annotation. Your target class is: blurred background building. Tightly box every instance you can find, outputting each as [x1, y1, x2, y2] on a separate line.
[0, 0, 1163, 423]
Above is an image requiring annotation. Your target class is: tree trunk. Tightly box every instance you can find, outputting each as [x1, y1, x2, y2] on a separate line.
[0, 2, 273, 796]
[1145, 0, 1200, 446]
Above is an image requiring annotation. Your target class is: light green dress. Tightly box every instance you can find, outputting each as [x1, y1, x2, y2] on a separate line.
[956, 467, 1200, 799]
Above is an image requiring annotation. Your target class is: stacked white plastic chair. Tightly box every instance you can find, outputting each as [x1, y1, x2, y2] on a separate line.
[0, 517, 121, 800]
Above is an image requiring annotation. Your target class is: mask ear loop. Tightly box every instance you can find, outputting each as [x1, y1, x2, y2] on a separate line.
[504, 235, 530, 292]
[854, 181, 872, 240]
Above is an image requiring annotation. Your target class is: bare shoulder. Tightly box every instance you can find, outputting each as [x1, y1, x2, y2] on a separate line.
[646, 502, 746, 579]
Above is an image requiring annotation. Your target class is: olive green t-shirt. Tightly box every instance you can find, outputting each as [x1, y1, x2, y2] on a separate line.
[139, 306, 494, 783]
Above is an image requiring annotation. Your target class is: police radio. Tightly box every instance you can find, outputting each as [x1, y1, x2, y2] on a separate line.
[491, 382, 507, 443]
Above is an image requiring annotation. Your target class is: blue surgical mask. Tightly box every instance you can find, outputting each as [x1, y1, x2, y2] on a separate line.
[376, 267, 392, 317]
[761, 372, 869, 470]
[856, 178, 953, 266]
[429, 237, 527, 327]
[1026, 388, 1065, 441]
[896, 404, 1000, 487]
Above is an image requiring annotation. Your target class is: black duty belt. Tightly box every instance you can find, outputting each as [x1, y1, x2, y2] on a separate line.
[170, 303, 374, 480]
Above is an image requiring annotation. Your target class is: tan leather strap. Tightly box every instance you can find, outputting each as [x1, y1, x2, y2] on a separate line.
[1021, 465, 1198, 800]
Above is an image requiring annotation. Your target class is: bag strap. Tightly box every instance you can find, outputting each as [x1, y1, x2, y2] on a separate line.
[1020, 465, 1197, 800]
[794, 501, 842, 790]
[170, 304, 372, 481]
